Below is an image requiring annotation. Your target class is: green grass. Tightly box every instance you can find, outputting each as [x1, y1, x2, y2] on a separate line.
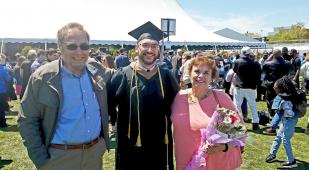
[0, 100, 308, 170]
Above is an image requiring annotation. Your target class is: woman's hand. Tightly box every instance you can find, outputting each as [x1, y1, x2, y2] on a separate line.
[240, 146, 245, 154]
[204, 143, 225, 154]
[205, 143, 235, 154]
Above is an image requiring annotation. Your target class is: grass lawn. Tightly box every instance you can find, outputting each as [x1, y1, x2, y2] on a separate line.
[0, 100, 308, 170]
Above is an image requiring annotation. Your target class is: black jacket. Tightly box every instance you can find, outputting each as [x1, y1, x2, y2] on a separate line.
[233, 56, 261, 89]
[262, 57, 289, 89]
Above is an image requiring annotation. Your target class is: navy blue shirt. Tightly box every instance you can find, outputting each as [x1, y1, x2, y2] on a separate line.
[115, 54, 130, 68]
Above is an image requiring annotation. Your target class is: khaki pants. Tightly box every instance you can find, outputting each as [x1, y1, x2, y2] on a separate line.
[39, 138, 106, 170]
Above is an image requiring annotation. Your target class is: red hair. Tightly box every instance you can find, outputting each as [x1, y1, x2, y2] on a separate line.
[188, 54, 217, 79]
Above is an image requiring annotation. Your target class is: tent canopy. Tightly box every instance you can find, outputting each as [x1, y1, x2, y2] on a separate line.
[1, 0, 265, 46]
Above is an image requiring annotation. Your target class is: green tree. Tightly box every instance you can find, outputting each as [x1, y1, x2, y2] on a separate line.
[20, 46, 35, 56]
[268, 22, 307, 42]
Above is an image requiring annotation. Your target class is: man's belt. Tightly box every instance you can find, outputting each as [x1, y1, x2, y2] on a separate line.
[49, 137, 100, 150]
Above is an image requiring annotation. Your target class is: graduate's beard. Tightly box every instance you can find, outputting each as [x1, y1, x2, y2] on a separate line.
[138, 53, 158, 66]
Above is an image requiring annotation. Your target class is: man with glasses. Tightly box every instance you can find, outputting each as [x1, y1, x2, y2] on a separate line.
[108, 21, 179, 170]
[18, 22, 113, 170]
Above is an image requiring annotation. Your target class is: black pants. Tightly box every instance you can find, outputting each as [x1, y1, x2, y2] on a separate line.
[265, 89, 276, 117]
[256, 80, 265, 101]
[0, 93, 7, 127]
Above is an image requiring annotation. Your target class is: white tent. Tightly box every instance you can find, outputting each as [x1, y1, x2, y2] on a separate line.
[1, 0, 264, 46]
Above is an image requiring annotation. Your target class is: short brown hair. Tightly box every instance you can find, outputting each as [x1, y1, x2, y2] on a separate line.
[188, 54, 217, 79]
[57, 22, 90, 45]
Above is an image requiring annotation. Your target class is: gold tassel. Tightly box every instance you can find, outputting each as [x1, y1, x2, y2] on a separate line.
[128, 126, 131, 139]
[136, 133, 142, 147]
[164, 132, 169, 144]
[164, 116, 169, 145]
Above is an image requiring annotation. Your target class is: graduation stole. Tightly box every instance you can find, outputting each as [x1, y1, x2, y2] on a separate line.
[128, 62, 169, 147]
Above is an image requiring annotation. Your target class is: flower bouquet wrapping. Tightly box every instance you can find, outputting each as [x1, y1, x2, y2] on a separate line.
[186, 107, 247, 170]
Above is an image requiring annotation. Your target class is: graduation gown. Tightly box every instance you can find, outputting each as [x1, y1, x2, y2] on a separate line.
[108, 65, 179, 170]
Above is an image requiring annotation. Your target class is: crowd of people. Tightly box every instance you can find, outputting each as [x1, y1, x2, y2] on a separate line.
[0, 22, 308, 170]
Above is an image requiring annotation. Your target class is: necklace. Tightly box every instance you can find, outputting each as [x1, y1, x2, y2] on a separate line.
[188, 89, 211, 104]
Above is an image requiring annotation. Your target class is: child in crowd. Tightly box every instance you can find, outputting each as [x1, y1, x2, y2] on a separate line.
[265, 76, 300, 168]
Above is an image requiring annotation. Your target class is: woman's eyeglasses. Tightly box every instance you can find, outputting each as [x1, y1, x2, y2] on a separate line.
[65, 43, 90, 51]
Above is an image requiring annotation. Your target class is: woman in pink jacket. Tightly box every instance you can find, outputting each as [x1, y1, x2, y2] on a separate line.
[171, 54, 244, 170]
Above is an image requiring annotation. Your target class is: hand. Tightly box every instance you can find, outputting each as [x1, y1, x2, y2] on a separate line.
[204, 143, 225, 154]
[240, 146, 245, 154]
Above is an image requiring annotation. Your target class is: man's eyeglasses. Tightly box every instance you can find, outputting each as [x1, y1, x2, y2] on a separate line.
[139, 43, 159, 50]
[65, 43, 90, 51]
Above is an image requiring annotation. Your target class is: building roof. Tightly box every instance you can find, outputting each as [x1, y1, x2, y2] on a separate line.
[215, 28, 261, 43]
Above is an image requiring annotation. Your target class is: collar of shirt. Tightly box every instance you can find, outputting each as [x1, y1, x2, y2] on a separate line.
[60, 59, 87, 78]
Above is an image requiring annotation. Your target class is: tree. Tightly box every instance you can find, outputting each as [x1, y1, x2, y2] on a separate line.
[20, 46, 40, 56]
[268, 22, 307, 42]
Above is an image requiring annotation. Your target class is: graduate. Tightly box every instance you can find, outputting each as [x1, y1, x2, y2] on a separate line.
[108, 21, 179, 170]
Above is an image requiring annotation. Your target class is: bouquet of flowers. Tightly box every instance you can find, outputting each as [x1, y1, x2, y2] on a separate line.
[186, 107, 247, 170]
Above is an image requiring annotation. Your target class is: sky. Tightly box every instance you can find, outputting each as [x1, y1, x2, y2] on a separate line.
[177, 0, 309, 36]
[1, 0, 308, 39]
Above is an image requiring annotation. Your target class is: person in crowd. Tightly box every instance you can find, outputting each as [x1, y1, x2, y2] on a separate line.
[163, 50, 173, 70]
[108, 22, 179, 170]
[225, 65, 249, 122]
[262, 49, 289, 115]
[179, 51, 192, 89]
[233, 46, 261, 130]
[299, 55, 309, 135]
[18, 22, 113, 170]
[0, 54, 14, 112]
[257, 51, 269, 101]
[31, 49, 47, 73]
[282, 47, 292, 61]
[171, 55, 243, 170]
[300, 55, 309, 93]
[262, 50, 290, 135]
[265, 76, 300, 169]
[0, 54, 11, 128]
[47, 48, 60, 62]
[13, 56, 26, 98]
[290, 49, 301, 88]
[114, 48, 130, 69]
[172, 48, 183, 83]
[101, 53, 116, 69]
[20, 50, 36, 99]
[98, 53, 117, 133]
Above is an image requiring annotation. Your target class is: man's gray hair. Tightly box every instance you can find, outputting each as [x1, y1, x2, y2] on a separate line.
[57, 22, 90, 45]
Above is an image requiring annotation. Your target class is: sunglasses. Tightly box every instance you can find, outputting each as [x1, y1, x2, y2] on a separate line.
[65, 43, 90, 51]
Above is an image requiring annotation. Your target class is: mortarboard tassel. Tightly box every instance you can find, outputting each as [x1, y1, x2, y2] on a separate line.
[136, 132, 142, 147]
[159, 68, 169, 169]
[128, 126, 131, 139]
[164, 116, 169, 145]
[128, 63, 137, 139]
[134, 63, 142, 147]
[158, 68, 168, 145]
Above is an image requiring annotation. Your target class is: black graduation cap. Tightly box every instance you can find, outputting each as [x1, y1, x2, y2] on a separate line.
[128, 21, 167, 42]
